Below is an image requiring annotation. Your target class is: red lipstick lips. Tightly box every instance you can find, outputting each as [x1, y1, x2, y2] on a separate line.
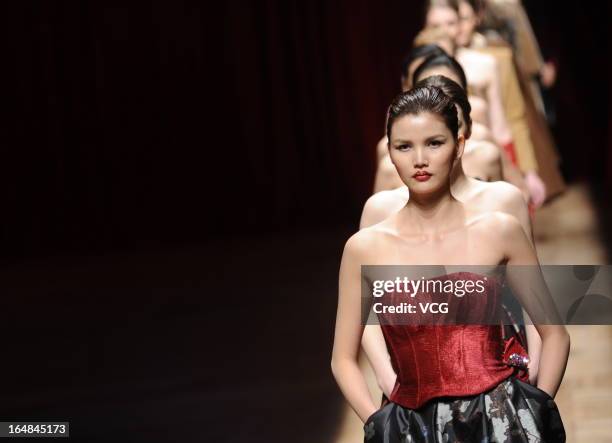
[413, 171, 432, 182]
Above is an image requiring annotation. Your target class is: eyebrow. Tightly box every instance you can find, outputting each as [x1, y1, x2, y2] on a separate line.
[392, 134, 447, 144]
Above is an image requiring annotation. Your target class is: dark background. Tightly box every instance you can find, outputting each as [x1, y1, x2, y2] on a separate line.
[0, 1, 609, 258]
[0, 1, 609, 442]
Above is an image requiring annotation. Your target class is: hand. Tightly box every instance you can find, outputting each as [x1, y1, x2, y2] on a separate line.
[524, 171, 546, 208]
[363, 406, 380, 424]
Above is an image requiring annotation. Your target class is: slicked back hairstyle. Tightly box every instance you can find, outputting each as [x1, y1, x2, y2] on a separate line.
[415, 75, 472, 139]
[386, 86, 459, 142]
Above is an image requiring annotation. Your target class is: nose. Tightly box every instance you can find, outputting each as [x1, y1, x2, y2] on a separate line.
[413, 147, 429, 169]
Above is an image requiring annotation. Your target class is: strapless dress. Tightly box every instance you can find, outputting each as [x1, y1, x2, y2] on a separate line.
[364, 272, 565, 443]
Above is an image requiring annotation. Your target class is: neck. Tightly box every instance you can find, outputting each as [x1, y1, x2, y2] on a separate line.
[400, 183, 459, 235]
[450, 160, 470, 198]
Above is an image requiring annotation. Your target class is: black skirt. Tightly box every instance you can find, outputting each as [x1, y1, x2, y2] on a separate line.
[363, 377, 565, 442]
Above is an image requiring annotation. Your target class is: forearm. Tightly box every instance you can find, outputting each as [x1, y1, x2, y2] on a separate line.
[488, 65, 514, 146]
[525, 324, 541, 384]
[331, 357, 378, 422]
[500, 152, 530, 202]
[490, 113, 513, 147]
[536, 329, 570, 398]
[361, 325, 397, 397]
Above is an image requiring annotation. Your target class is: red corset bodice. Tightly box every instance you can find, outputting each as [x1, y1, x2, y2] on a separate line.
[378, 272, 516, 409]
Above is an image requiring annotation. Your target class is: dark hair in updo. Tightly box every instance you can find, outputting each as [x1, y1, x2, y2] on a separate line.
[386, 86, 459, 142]
[412, 53, 468, 89]
[415, 75, 472, 139]
[400, 44, 447, 81]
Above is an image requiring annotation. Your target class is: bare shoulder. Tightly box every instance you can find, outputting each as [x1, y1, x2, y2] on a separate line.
[484, 51, 497, 68]
[476, 140, 500, 160]
[479, 50, 498, 72]
[360, 187, 407, 229]
[461, 48, 496, 68]
[470, 122, 493, 142]
[470, 211, 524, 242]
[343, 225, 386, 261]
[475, 180, 532, 239]
[373, 154, 404, 193]
[376, 136, 388, 162]
[469, 140, 501, 165]
[364, 187, 406, 213]
[480, 180, 525, 207]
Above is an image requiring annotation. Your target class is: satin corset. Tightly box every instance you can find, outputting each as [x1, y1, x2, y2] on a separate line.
[377, 272, 515, 409]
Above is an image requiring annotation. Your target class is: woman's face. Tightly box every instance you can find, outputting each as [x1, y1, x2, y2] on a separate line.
[457, 1, 478, 47]
[389, 112, 463, 194]
[426, 6, 460, 42]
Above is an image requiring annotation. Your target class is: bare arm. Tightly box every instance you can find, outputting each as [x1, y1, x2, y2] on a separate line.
[501, 188, 542, 384]
[503, 216, 570, 398]
[486, 58, 514, 147]
[331, 236, 378, 422]
[361, 325, 396, 397]
[525, 324, 541, 384]
[359, 192, 405, 395]
[499, 147, 530, 203]
[502, 184, 532, 244]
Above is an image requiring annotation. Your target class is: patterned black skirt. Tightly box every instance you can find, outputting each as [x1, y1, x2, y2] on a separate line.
[363, 377, 565, 442]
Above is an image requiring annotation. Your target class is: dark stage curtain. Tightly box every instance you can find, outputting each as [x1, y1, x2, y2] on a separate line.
[0, 1, 419, 258]
[0, 1, 608, 258]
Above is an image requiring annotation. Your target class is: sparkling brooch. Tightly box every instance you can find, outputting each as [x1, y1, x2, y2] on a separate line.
[505, 352, 530, 369]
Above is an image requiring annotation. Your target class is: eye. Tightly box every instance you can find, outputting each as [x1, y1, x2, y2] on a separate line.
[429, 140, 444, 148]
[395, 144, 412, 151]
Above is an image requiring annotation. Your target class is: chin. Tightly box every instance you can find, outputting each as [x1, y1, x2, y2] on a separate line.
[407, 180, 441, 193]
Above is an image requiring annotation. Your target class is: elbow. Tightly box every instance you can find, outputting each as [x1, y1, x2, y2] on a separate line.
[560, 329, 571, 360]
[556, 326, 571, 345]
[561, 328, 571, 351]
[331, 355, 355, 383]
